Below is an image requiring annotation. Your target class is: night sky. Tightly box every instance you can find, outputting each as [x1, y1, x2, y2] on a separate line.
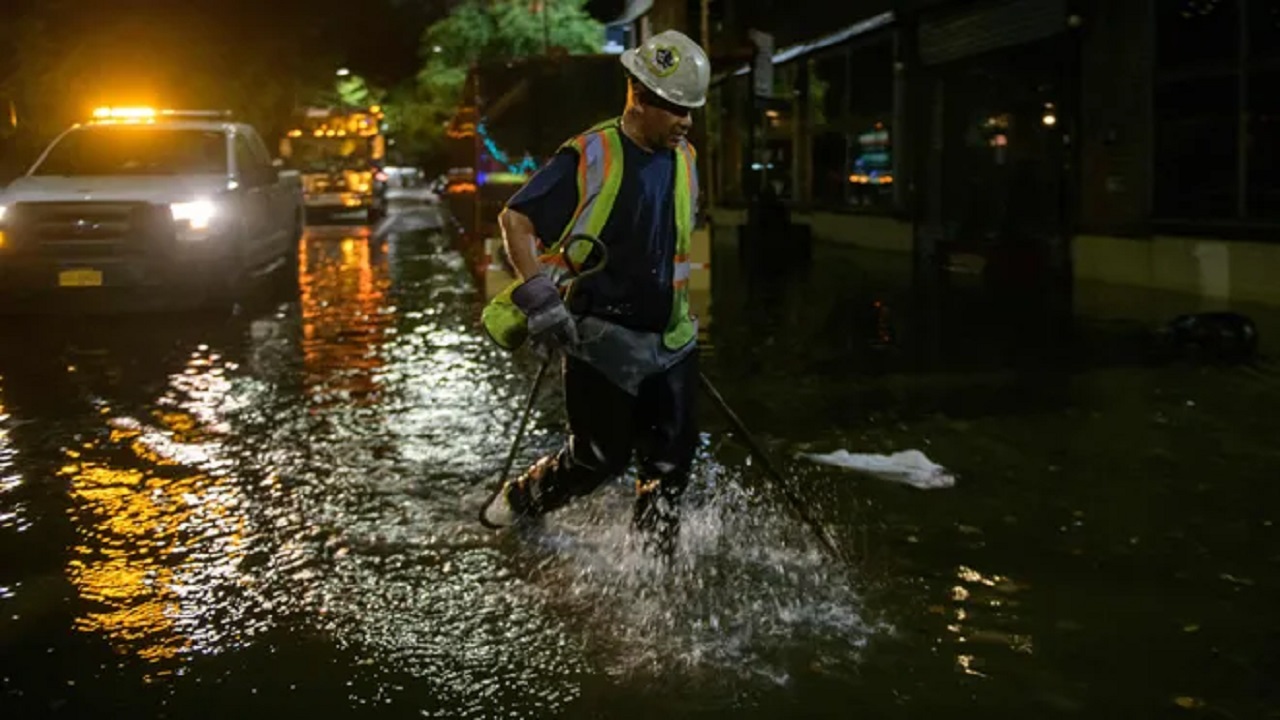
[1, 0, 447, 89]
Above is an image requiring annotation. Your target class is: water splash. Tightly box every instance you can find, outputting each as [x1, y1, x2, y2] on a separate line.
[511, 458, 888, 687]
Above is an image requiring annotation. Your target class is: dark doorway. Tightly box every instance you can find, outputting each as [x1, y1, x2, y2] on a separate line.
[912, 32, 1078, 367]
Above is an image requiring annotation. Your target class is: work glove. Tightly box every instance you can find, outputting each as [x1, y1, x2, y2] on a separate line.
[511, 273, 579, 354]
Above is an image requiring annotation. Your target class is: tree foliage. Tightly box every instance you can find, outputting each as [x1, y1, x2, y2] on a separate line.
[334, 75, 385, 111]
[424, 0, 605, 72]
[386, 0, 605, 163]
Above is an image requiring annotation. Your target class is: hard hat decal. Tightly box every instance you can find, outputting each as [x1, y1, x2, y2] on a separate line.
[647, 45, 681, 77]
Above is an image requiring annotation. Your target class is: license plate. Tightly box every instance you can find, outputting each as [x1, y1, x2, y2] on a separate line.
[58, 268, 104, 287]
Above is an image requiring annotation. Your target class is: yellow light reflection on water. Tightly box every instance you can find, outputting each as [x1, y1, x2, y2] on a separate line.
[298, 231, 393, 407]
[1, 374, 23, 520]
[63, 346, 248, 673]
[956, 653, 986, 677]
[945, 563, 1035, 677]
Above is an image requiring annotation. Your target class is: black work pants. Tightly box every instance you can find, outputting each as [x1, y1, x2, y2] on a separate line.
[525, 349, 699, 555]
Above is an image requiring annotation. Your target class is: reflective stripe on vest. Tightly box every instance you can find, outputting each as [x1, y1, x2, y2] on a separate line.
[664, 141, 697, 349]
[537, 122, 624, 275]
[548, 119, 698, 350]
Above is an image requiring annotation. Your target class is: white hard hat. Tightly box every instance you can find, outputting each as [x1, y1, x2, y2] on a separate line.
[620, 29, 711, 109]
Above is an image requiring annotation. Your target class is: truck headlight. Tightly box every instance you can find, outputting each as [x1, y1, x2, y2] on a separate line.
[170, 199, 217, 231]
[0, 204, 7, 224]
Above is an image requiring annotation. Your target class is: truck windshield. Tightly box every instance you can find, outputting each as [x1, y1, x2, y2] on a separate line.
[289, 137, 372, 172]
[31, 127, 228, 176]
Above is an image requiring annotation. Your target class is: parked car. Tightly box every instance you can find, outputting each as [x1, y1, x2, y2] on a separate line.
[0, 106, 304, 310]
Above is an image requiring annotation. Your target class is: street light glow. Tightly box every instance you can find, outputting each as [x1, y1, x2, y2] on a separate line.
[336, 68, 350, 76]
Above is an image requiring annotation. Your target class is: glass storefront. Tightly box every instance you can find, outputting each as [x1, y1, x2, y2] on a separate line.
[809, 49, 850, 207]
[1154, 0, 1279, 222]
[845, 39, 895, 211]
[1248, 67, 1280, 219]
[803, 35, 896, 212]
[757, 63, 798, 200]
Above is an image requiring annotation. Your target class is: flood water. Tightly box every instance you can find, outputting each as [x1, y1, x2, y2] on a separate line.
[1, 208, 1278, 718]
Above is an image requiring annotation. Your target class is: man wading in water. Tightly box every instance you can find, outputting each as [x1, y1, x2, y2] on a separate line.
[481, 30, 711, 558]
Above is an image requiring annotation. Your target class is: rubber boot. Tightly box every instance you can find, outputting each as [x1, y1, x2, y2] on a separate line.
[632, 478, 682, 560]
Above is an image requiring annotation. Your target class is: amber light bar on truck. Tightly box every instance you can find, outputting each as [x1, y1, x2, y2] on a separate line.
[91, 106, 234, 123]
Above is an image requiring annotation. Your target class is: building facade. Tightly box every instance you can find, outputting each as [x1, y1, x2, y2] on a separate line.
[642, 0, 1280, 306]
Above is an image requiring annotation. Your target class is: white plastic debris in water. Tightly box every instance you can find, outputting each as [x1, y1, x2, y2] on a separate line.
[801, 449, 956, 489]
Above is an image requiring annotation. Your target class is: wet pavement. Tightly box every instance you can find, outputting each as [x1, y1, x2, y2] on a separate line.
[2, 206, 1279, 718]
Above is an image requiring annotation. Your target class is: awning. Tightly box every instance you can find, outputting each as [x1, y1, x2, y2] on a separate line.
[717, 10, 896, 83]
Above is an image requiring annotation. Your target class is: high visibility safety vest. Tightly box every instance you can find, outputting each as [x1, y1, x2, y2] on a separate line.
[481, 117, 699, 352]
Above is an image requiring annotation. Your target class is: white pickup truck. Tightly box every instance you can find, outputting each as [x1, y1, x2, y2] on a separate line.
[0, 107, 304, 308]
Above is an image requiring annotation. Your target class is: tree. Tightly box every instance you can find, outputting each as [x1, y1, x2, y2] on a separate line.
[387, 0, 605, 163]
[380, 82, 450, 166]
[420, 0, 604, 93]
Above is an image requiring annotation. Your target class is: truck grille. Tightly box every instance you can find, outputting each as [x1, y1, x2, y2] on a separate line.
[6, 202, 172, 258]
[304, 175, 345, 193]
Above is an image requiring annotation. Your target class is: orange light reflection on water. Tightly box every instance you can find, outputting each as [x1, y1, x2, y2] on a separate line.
[298, 230, 394, 408]
[63, 347, 247, 674]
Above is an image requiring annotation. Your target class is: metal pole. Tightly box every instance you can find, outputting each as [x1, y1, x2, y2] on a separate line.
[1237, 0, 1248, 220]
[700, 0, 710, 51]
[477, 355, 554, 528]
[701, 0, 715, 212]
[697, 372, 845, 562]
[472, 67, 482, 243]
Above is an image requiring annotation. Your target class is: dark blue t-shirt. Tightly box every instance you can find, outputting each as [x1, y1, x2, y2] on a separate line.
[504, 128, 677, 333]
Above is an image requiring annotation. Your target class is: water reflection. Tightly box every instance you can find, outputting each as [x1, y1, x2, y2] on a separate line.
[0, 374, 23, 532]
[63, 341, 255, 674]
[244, 227, 596, 714]
[942, 564, 1033, 678]
[0, 220, 1024, 713]
[299, 227, 394, 408]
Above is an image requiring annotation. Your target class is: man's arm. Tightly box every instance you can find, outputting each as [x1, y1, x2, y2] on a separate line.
[498, 206, 543, 282]
[498, 149, 579, 282]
